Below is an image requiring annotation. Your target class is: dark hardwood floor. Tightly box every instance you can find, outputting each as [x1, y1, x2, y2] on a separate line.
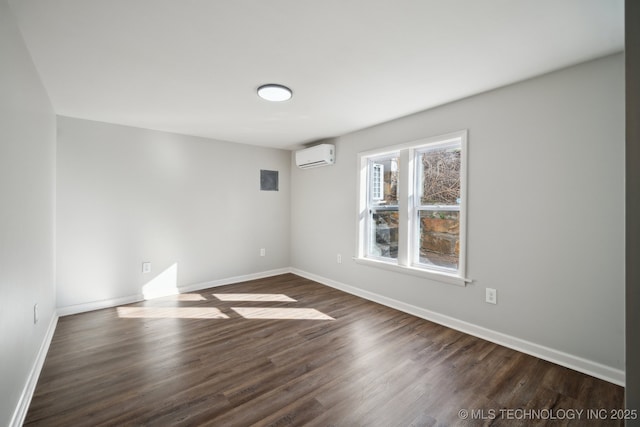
[25, 274, 623, 426]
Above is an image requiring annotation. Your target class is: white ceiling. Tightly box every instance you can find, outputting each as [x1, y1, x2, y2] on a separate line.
[9, 0, 624, 150]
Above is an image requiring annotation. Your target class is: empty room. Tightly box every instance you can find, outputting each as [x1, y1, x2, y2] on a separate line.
[2, 0, 639, 426]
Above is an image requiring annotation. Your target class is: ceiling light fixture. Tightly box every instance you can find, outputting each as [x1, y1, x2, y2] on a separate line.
[257, 84, 293, 102]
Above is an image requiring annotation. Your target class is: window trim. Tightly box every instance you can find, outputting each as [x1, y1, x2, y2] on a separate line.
[356, 130, 470, 286]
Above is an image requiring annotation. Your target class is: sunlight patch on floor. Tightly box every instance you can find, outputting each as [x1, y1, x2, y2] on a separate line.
[230, 307, 334, 320]
[213, 293, 296, 302]
[152, 293, 207, 302]
[117, 306, 229, 319]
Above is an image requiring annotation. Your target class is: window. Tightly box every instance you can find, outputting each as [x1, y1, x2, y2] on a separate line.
[356, 131, 468, 285]
[366, 155, 399, 261]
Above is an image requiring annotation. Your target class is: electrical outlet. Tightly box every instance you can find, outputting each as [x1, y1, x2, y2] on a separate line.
[485, 288, 497, 305]
[337, 254, 342, 264]
[142, 262, 151, 273]
[34, 304, 38, 324]
[260, 248, 266, 257]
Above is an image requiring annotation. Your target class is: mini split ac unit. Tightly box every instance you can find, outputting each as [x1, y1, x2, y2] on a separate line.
[295, 144, 335, 169]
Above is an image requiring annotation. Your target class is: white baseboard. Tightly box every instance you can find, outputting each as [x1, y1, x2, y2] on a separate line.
[178, 267, 292, 293]
[57, 293, 144, 317]
[56, 268, 292, 317]
[290, 268, 625, 387]
[10, 313, 58, 427]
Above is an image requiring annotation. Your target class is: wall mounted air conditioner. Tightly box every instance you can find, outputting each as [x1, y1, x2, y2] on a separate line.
[295, 144, 335, 169]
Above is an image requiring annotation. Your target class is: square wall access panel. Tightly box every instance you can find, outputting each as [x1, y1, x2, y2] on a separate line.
[260, 170, 279, 191]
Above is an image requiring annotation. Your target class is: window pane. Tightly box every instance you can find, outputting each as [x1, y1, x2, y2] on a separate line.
[418, 210, 459, 270]
[369, 209, 399, 259]
[419, 145, 460, 206]
[372, 164, 384, 201]
[370, 156, 399, 207]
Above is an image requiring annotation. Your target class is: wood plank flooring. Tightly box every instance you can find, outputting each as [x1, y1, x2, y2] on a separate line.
[25, 274, 624, 426]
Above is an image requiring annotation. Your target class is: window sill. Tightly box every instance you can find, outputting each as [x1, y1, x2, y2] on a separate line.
[353, 257, 471, 287]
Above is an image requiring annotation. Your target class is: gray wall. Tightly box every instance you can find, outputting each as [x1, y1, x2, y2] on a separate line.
[0, 1, 57, 425]
[291, 54, 625, 375]
[626, 0, 640, 419]
[56, 117, 291, 309]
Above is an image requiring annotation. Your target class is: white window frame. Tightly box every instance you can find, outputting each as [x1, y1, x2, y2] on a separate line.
[356, 130, 470, 286]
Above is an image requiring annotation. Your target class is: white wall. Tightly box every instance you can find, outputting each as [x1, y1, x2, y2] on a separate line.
[291, 54, 625, 378]
[56, 117, 290, 310]
[0, 1, 57, 425]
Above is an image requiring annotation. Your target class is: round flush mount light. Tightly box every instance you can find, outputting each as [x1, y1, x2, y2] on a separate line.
[257, 84, 292, 102]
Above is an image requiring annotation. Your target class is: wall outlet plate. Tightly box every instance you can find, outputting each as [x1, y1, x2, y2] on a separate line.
[486, 288, 497, 304]
[142, 262, 151, 273]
